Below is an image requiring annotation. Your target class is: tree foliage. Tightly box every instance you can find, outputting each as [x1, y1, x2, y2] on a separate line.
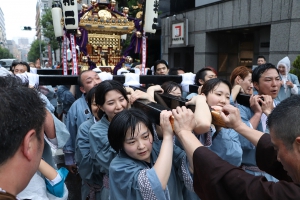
[290, 55, 300, 79]
[41, 9, 59, 52]
[0, 46, 13, 59]
[27, 39, 46, 62]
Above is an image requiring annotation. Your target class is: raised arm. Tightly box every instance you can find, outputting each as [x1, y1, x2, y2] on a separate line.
[221, 104, 263, 146]
[39, 159, 68, 198]
[248, 95, 263, 129]
[172, 106, 198, 173]
[125, 86, 135, 95]
[260, 95, 274, 117]
[185, 95, 211, 135]
[153, 110, 174, 189]
[146, 85, 164, 100]
[173, 106, 299, 200]
[69, 85, 76, 97]
[231, 85, 241, 102]
[44, 109, 56, 139]
[130, 89, 156, 104]
[39, 159, 58, 180]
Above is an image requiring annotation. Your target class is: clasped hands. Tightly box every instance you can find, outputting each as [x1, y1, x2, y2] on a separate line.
[160, 106, 196, 137]
[160, 105, 244, 137]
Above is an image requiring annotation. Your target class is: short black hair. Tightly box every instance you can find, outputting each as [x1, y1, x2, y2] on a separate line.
[168, 67, 185, 75]
[10, 61, 18, 71]
[194, 67, 215, 86]
[177, 67, 185, 72]
[108, 108, 154, 153]
[94, 80, 128, 106]
[86, 86, 96, 112]
[267, 95, 300, 150]
[153, 60, 169, 72]
[78, 70, 91, 87]
[252, 63, 279, 83]
[257, 55, 266, 61]
[11, 61, 30, 73]
[161, 81, 182, 94]
[201, 78, 232, 96]
[0, 75, 25, 87]
[0, 76, 46, 165]
[168, 68, 179, 75]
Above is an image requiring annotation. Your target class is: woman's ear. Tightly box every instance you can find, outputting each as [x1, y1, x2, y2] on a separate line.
[235, 76, 242, 84]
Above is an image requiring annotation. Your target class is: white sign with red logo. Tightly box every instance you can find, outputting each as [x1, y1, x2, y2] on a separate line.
[171, 19, 188, 47]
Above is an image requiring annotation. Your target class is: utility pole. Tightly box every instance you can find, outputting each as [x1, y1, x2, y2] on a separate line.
[39, 31, 42, 68]
[38, 0, 43, 68]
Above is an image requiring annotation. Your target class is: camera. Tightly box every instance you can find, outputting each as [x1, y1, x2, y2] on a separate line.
[259, 97, 264, 106]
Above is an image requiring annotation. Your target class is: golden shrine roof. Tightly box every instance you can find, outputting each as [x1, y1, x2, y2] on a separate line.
[79, 9, 135, 34]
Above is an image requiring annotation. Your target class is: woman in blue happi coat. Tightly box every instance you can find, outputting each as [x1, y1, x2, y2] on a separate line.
[88, 80, 155, 199]
[75, 86, 103, 200]
[186, 78, 243, 166]
[182, 78, 243, 200]
[108, 108, 194, 200]
[88, 80, 130, 199]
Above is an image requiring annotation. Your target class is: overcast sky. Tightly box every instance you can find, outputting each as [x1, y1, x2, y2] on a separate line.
[0, 0, 37, 43]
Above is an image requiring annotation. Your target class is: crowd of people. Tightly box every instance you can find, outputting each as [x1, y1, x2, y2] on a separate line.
[1, 55, 300, 200]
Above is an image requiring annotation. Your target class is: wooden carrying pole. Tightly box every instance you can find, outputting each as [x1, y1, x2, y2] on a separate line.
[39, 74, 183, 85]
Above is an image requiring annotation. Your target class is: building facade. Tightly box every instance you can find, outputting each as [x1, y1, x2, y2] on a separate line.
[35, 0, 51, 40]
[17, 38, 29, 62]
[161, 0, 300, 79]
[0, 8, 7, 48]
[35, 0, 52, 65]
[7, 40, 20, 59]
[18, 38, 29, 48]
[19, 48, 29, 61]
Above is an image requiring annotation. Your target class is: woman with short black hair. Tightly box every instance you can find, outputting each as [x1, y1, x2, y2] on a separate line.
[108, 108, 194, 200]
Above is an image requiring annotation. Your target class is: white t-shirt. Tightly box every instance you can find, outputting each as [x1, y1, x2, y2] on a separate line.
[261, 101, 276, 132]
